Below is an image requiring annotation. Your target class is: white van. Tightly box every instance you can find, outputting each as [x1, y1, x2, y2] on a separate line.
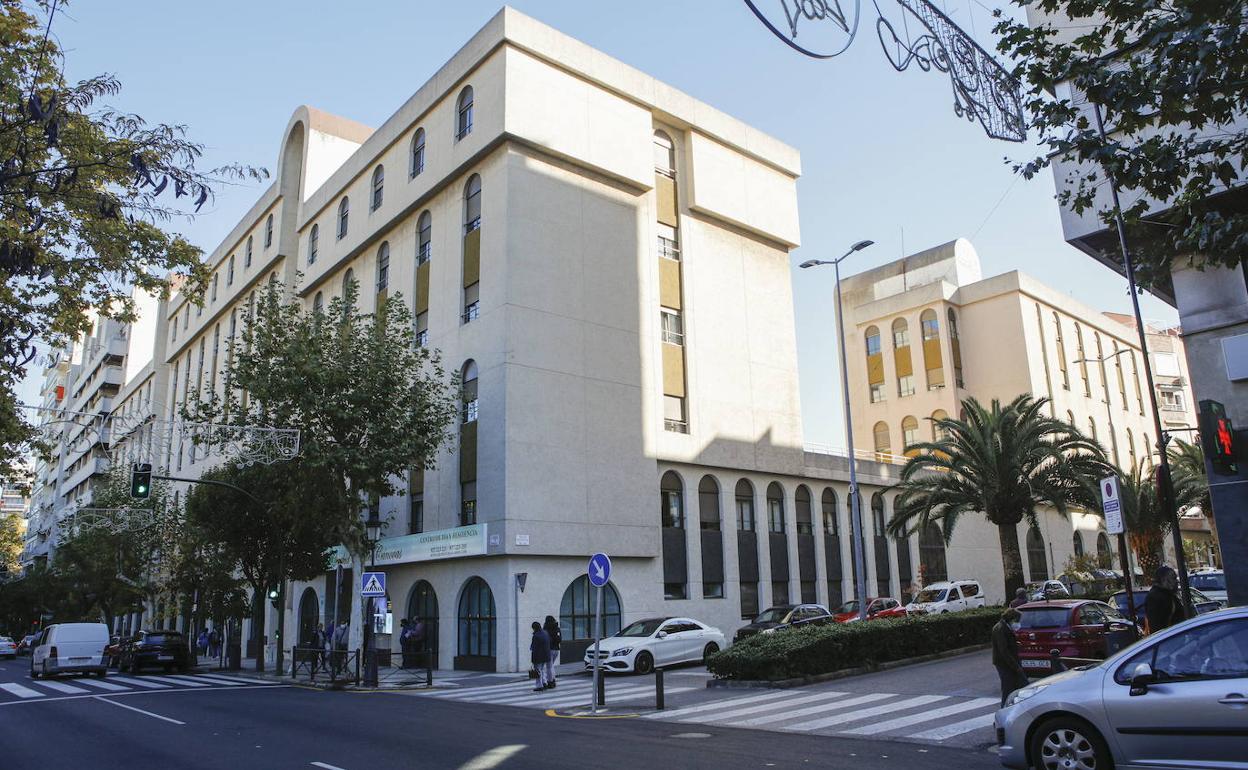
[30, 622, 110, 678]
[905, 580, 987, 615]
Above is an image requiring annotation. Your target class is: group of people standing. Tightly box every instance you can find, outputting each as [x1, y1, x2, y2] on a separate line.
[195, 628, 221, 658]
[399, 617, 429, 668]
[529, 615, 562, 692]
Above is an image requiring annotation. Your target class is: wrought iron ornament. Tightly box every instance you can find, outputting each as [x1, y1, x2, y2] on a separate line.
[743, 0, 1025, 142]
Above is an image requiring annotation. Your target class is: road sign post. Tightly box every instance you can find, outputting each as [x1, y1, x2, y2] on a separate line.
[1101, 476, 1137, 625]
[587, 552, 611, 715]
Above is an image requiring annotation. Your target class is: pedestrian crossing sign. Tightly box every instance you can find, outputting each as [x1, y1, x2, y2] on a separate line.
[361, 571, 386, 596]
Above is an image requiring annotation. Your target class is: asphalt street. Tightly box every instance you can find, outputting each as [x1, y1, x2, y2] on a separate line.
[0, 656, 1003, 770]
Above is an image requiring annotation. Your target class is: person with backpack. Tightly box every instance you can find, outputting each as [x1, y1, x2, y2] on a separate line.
[542, 615, 561, 690]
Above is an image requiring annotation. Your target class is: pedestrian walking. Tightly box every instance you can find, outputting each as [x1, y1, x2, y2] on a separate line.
[399, 619, 412, 668]
[332, 620, 349, 676]
[992, 608, 1028, 707]
[410, 617, 427, 668]
[322, 621, 334, 670]
[197, 629, 209, 656]
[208, 627, 220, 659]
[1008, 587, 1028, 608]
[529, 621, 551, 692]
[1145, 565, 1186, 634]
[542, 615, 561, 690]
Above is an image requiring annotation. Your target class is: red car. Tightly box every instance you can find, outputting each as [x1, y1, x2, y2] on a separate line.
[832, 597, 907, 623]
[1013, 599, 1136, 676]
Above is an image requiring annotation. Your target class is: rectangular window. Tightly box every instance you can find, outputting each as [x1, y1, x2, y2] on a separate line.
[771, 581, 789, 606]
[417, 225, 432, 264]
[657, 224, 680, 260]
[866, 336, 882, 356]
[663, 394, 687, 433]
[922, 318, 939, 340]
[463, 282, 480, 323]
[664, 583, 688, 600]
[768, 500, 785, 533]
[736, 498, 755, 531]
[703, 582, 724, 599]
[869, 383, 885, 403]
[415, 312, 429, 348]
[898, 375, 915, 397]
[662, 490, 684, 528]
[740, 582, 759, 619]
[377, 254, 389, 292]
[460, 481, 477, 526]
[893, 327, 909, 348]
[660, 309, 684, 346]
[410, 499, 424, 535]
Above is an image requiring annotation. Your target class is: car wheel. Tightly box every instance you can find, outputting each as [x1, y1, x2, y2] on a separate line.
[634, 651, 654, 675]
[29, 662, 38, 680]
[1030, 717, 1112, 770]
[702, 642, 720, 663]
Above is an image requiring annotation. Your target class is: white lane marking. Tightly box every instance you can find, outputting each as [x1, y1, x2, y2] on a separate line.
[842, 697, 999, 736]
[93, 696, 185, 725]
[74, 677, 131, 691]
[108, 676, 170, 689]
[310, 763, 346, 770]
[675, 690, 849, 723]
[456, 745, 526, 770]
[465, 684, 600, 705]
[723, 693, 894, 727]
[425, 679, 539, 698]
[179, 674, 248, 686]
[642, 689, 794, 719]
[0, 682, 286, 707]
[31, 680, 90, 694]
[908, 712, 996, 741]
[0, 682, 44, 699]
[142, 675, 211, 687]
[526, 685, 655, 709]
[784, 695, 949, 732]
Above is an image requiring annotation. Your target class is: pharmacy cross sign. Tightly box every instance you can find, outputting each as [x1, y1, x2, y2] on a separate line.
[742, 0, 1026, 142]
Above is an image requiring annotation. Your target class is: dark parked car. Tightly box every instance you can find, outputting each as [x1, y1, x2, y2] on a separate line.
[1014, 599, 1138, 676]
[1109, 587, 1224, 624]
[118, 630, 190, 673]
[734, 604, 832, 642]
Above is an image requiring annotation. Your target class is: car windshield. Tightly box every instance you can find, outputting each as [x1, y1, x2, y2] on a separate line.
[1019, 608, 1070, 629]
[617, 619, 665, 637]
[1190, 574, 1226, 592]
[755, 608, 792, 623]
[835, 601, 859, 615]
[915, 589, 947, 603]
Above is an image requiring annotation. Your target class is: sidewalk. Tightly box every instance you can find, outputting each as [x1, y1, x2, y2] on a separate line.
[187, 656, 589, 691]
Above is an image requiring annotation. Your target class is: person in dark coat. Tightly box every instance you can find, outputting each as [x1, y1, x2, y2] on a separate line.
[542, 615, 561, 690]
[992, 608, 1028, 707]
[529, 621, 551, 692]
[1145, 565, 1186, 634]
[398, 619, 412, 668]
[1008, 587, 1029, 608]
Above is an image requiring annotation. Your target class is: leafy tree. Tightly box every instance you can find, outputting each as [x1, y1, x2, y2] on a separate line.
[0, 1, 264, 482]
[995, 1, 1247, 290]
[0, 513, 22, 575]
[888, 395, 1108, 597]
[1168, 439, 1217, 556]
[185, 280, 459, 649]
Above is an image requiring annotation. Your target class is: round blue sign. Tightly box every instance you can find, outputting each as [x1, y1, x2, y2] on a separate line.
[587, 552, 612, 587]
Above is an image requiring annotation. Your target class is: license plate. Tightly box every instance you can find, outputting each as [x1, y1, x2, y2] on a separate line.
[70, 657, 89, 662]
[1021, 659, 1048, 668]
[158, 655, 174, 661]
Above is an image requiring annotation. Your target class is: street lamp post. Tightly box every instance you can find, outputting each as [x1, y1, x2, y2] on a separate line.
[800, 239, 875, 622]
[363, 509, 381, 688]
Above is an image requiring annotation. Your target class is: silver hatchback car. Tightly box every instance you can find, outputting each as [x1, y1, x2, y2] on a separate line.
[995, 606, 1247, 770]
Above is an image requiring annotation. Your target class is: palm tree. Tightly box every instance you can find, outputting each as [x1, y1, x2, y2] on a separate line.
[1168, 439, 1218, 557]
[888, 395, 1108, 598]
[1118, 459, 1204, 583]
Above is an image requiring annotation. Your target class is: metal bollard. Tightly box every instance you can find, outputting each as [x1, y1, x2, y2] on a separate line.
[1049, 649, 1065, 674]
[655, 668, 664, 710]
[597, 671, 606, 706]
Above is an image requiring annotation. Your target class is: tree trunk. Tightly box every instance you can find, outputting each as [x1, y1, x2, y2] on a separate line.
[349, 553, 364, 653]
[1130, 531, 1164, 586]
[998, 522, 1025, 599]
[251, 587, 266, 672]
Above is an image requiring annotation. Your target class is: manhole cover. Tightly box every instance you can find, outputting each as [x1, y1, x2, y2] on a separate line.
[670, 732, 713, 739]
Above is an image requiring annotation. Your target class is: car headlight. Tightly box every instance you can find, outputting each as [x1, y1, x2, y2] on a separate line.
[1006, 684, 1048, 707]
[610, 647, 632, 657]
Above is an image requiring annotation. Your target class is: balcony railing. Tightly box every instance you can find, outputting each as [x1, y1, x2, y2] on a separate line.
[664, 419, 689, 434]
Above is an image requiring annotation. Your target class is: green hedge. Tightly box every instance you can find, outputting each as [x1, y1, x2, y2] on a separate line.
[707, 607, 1003, 681]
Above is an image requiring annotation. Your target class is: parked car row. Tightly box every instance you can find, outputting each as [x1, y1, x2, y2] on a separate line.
[7, 624, 192, 679]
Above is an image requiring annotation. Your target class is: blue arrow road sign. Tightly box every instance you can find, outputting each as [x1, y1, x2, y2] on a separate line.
[361, 571, 386, 596]
[587, 553, 611, 587]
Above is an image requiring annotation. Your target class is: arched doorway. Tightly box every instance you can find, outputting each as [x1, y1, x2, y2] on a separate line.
[455, 577, 496, 671]
[406, 580, 439, 669]
[559, 576, 622, 664]
[1027, 526, 1049, 581]
[1096, 532, 1113, 568]
[918, 521, 947, 585]
[297, 588, 319, 647]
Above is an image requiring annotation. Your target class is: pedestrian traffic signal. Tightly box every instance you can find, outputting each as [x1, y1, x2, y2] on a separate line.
[1200, 400, 1238, 475]
[130, 463, 152, 499]
[269, 587, 280, 610]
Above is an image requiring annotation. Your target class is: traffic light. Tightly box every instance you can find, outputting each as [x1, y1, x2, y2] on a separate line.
[1199, 399, 1238, 475]
[268, 587, 280, 610]
[130, 463, 152, 499]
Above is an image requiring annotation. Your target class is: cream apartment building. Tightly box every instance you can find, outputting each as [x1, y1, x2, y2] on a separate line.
[840, 239, 1198, 581]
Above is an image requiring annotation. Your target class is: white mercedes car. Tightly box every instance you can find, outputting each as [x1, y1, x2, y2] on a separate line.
[583, 616, 725, 675]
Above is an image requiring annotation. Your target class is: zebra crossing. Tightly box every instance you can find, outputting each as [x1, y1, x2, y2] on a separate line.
[0, 672, 280, 704]
[411, 675, 697, 711]
[642, 687, 1000, 746]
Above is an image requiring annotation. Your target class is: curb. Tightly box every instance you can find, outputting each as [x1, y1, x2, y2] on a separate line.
[706, 643, 992, 689]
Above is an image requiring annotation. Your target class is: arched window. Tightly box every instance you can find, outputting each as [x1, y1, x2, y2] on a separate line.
[298, 588, 319, 646]
[795, 485, 813, 535]
[417, 211, 432, 264]
[406, 580, 438, 667]
[766, 482, 785, 534]
[1026, 526, 1049, 581]
[901, 416, 919, 455]
[456, 577, 495, 665]
[410, 128, 426, 177]
[653, 130, 675, 175]
[865, 325, 884, 402]
[948, 308, 963, 387]
[561, 576, 622, 642]
[1073, 531, 1085, 558]
[337, 196, 349, 239]
[920, 309, 944, 390]
[464, 175, 482, 233]
[1054, 313, 1069, 389]
[698, 476, 720, 531]
[865, 325, 881, 355]
[245, 235, 253, 267]
[735, 479, 755, 531]
[342, 268, 356, 303]
[371, 165, 384, 211]
[376, 242, 390, 294]
[313, 292, 324, 315]
[931, 409, 950, 442]
[698, 475, 724, 598]
[918, 522, 948, 584]
[456, 86, 474, 139]
[1095, 332, 1110, 403]
[660, 471, 684, 528]
[870, 492, 891, 596]
[264, 213, 274, 248]
[461, 360, 478, 424]
[871, 492, 886, 537]
[892, 318, 909, 349]
[1114, 341, 1127, 410]
[821, 488, 838, 535]
[1096, 532, 1112, 568]
[1130, 352, 1144, 414]
[1088, 416, 1098, 442]
[227, 254, 235, 286]
[1074, 323, 1090, 395]
[308, 224, 319, 265]
[873, 421, 891, 458]
[1127, 428, 1137, 472]
[892, 318, 913, 396]
[211, 272, 218, 302]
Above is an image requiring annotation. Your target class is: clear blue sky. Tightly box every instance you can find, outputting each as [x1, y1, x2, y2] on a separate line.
[30, 0, 1177, 447]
